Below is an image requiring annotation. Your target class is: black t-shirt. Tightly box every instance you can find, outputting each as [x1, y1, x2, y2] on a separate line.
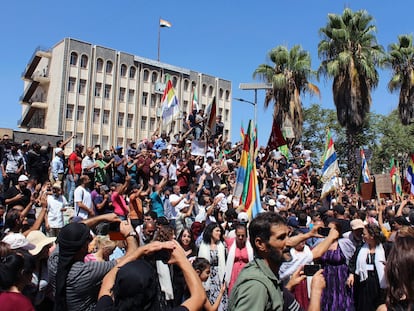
[95, 295, 189, 311]
[4, 186, 32, 210]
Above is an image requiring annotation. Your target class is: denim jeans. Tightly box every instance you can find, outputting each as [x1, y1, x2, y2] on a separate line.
[66, 174, 78, 205]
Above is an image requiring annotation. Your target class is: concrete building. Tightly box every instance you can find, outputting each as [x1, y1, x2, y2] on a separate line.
[18, 38, 232, 151]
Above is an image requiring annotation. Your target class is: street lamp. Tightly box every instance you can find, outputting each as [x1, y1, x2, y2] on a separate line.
[237, 82, 273, 126]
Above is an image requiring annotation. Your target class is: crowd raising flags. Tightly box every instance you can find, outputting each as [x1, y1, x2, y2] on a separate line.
[321, 128, 340, 198]
[232, 120, 261, 219]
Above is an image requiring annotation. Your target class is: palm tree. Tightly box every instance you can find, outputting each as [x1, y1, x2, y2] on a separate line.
[383, 34, 414, 125]
[253, 45, 319, 141]
[318, 8, 383, 181]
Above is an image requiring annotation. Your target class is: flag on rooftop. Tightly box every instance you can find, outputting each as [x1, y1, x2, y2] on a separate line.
[161, 79, 179, 128]
[159, 18, 172, 28]
[406, 154, 414, 194]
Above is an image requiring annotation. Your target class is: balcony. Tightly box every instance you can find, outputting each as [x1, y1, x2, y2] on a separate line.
[19, 103, 47, 128]
[22, 47, 51, 80]
[20, 81, 40, 103]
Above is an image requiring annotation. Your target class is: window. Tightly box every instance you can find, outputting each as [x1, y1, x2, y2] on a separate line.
[120, 64, 127, 77]
[127, 114, 133, 128]
[80, 55, 88, 68]
[143, 70, 150, 81]
[96, 58, 103, 72]
[172, 76, 178, 87]
[150, 94, 156, 107]
[93, 109, 100, 123]
[68, 77, 76, 92]
[129, 67, 136, 79]
[184, 79, 189, 91]
[103, 110, 110, 124]
[149, 117, 156, 131]
[106, 61, 113, 74]
[208, 85, 214, 97]
[78, 79, 87, 94]
[202, 84, 207, 96]
[77, 106, 85, 121]
[102, 136, 108, 149]
[95, 82, 102, 97]
[119, 87, 126, 101]
[128, 89, 135, 104]
[151, 72, 158, 83]
[219, 108, 223, 116]
[70, 52, 78, 66]
[66, 104, 74, 119]
[104, 84, 111, 99]
[225, 90, 230, 100]
[92, 134, 99, 144]
[219, 88, 224, 99]
[225, 109, 229, 121]
[118, 112, 124, 127]
[142, 92, 148, 106]
[183, 100, 188, 113]
[117, 138, 123, 147]
[140, 116, 147, 130]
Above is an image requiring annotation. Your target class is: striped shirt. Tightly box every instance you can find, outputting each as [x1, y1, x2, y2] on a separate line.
[48, 246, 116, 311]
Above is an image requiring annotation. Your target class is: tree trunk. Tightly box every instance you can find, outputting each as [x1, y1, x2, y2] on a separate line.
[346, 129, 359, 184]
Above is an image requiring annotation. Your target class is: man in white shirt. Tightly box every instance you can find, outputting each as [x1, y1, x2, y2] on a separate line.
[82, 147, 96, 189]
[45, 182, 67, 237]
[74, 175, 94, 219]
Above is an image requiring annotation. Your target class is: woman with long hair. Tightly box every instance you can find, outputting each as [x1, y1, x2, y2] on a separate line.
[377, 226, 414, 311]
[198, 222, 228, 311]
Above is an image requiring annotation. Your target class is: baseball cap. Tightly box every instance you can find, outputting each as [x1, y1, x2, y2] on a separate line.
[268, 199, 276, 207]
[18, 174, 29, 182]
[237, 212, 249, 223]
[350, 219, 365, 230]
[55, 147, 63, 154]
[2, 233, 35, 250]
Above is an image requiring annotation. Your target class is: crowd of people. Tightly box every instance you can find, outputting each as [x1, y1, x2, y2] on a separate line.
[0, 112, 414, 311]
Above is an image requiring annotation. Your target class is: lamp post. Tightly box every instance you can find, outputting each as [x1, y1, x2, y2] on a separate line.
[236, 82, 273, 126]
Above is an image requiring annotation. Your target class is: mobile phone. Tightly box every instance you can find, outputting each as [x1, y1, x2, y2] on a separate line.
[108, 222, 124, 240]
[318, 227, 330, 237]
[304, 264, 321, 276]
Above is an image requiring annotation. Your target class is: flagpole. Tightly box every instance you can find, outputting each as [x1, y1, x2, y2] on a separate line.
[157, 17, 161, 62]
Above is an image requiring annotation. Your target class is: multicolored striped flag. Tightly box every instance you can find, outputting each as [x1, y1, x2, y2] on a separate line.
[321, 128, 340, 198]
[161, 79, 180, 128]
[205, 97, 216, 135]
[232, 120, 262, 219]
[406, 154, 414, 194]
[360, 148, 371, 183]
[390, 158, 402, 196]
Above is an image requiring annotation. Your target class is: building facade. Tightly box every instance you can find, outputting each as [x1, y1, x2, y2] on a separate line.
[19, 38, 232, 150]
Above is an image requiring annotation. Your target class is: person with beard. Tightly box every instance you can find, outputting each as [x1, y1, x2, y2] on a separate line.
[74, 175, 94, 220]
[229, 212, 327, 311]
[4, 174, 32, 210]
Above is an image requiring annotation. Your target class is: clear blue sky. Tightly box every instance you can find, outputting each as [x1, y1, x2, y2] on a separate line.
[0, 1, 412, 144]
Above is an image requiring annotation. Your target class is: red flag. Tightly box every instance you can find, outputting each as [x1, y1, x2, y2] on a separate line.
[263, 118, 287, 162]
[205, 97, 216, 135]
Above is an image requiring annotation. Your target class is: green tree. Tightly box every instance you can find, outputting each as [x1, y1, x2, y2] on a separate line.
[253, 45, 320, 141]
[318, 8, 383, 182]
[370, 110, 414, 174]
[383, 34, 414, 125]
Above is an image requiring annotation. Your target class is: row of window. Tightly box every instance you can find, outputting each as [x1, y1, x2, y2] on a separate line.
[65, 105, 157, 130]
[69, 52, 230, 99]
